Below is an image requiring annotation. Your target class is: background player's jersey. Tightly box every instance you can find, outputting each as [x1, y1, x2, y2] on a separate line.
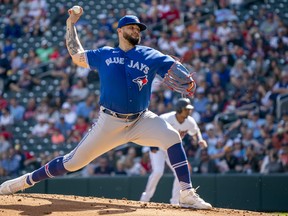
[160, 111, 200, 138]
[85, 45, 174, 114]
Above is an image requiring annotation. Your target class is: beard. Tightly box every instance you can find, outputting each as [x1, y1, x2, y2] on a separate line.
[123, 31, 140, 45]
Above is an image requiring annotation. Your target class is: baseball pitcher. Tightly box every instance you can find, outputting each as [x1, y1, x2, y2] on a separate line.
[0, 7, 211, 210]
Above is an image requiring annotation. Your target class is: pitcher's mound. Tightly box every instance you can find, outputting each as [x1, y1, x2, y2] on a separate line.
[0, 193, 274, 216]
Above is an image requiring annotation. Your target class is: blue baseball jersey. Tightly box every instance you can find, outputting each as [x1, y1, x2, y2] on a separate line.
[86, 45, 175, 114]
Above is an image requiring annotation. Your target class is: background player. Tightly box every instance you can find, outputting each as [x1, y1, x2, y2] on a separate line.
[0, 7, 211, 210]
[140, 98, 208, 205]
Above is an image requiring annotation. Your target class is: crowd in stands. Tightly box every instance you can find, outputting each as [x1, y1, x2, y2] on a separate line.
[0, 0, 288, 178]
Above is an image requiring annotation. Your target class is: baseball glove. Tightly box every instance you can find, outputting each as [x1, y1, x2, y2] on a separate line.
[163, 61, 196, 96]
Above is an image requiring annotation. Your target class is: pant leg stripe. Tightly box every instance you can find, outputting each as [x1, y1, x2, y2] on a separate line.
[45, 164, 54, 178]
[63, 132, 90, 164]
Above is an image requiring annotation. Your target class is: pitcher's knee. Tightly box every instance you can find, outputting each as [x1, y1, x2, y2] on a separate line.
[162, 132, 181, 150]
[63, 154, 87, 172]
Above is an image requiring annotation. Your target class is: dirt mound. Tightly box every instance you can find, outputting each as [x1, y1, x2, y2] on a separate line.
[0, 193, 275, 216]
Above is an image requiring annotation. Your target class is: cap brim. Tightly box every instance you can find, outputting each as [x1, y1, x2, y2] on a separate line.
[185, 104, 194, 109]
[120, 22, 147, 31]
[136, 23, 147, 31]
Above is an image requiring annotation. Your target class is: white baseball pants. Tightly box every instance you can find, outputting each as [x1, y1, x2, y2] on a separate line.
[62, 110, 181, 173]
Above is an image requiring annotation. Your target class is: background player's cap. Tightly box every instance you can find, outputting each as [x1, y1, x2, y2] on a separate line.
[176, 98, 194, 111]
[117, 15, 147, 31]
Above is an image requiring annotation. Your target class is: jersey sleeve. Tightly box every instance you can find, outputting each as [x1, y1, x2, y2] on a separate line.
[152, 50, 175, 78]
[85, 49, 102, 70]
[187, 117, 200, 136]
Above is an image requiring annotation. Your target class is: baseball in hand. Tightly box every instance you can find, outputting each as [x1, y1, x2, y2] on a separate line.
[72, 5, 81, 14]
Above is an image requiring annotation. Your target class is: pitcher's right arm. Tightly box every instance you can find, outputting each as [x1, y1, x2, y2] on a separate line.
[66, 6, 89, 68]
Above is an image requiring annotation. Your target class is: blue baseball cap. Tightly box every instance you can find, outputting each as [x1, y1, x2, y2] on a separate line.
[117, 15, 147, 31]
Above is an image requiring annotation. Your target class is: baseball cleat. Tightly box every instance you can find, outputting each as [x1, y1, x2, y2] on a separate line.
[0, 173, 33, 195]
[140, 192, 150, 202]
[179, 188, 212, 209]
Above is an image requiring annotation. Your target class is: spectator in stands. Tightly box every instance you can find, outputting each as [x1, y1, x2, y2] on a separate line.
[36, 40, 54, 63]
[61, 102, 77, 125]
[9, 97, 25, 121]
[161, 1, 180, 25]
[51, 129, 65, 145]
[242, 145, 260, 173]
[232, 138, 245, 164]
[241, 128, 263, 152]
[94, 29, 110, 49]
[0, 147, 22, 177]
[260, 113, 277, 138]
[0, 94, 8, 112]
[76, 93, 97, 119]
[200, 103, 216, 123]
[259, 13, 279, 38]
[140, 147, 151, 173]
[9, 50, 24, 73]
[9, 69, 40, 93]
[14, 143, 40, 173]
[21, 7, 34, 28]
[221, 145, 241, 173]
[4, 18, 22, 38]
[26, 49, 41, 67]
[30, 115, 50, 138]
[0, 125, 12, 141]
[208, 137, 225, 165]
[70, 78, 89, 103]
[157, 0, 170, 20]
[144, 0, 159, 23]
[203, 123, 218, 151]
[207, 72, 224, 96]
[2, 38, 15, 56]
[193, 87, 210, 115]
[272, 125, 288, 150]
[123, 147, 146, 176]
[97, 14, 113, 34]
[246, 110, 266, 141]
[30, 21, 44, 37]
[45, 57, 70, 80]
[216, 20, 232, 44]
[51, 5, 68, 26]
[93, 156, 114, 175]
[72, 116, 89, 137]
[0, 107, 14, 127]
[114, 159, 127, 175]
[0, 134, 11, 154]
[261, 149, 284, 174]
[66, 129, 82, 144]
[270, 70, 288, 104]
[157, 31, 172, 52]
[55, 115, 72, 139]
[24, 98, 37, 121]
[0, 50, 11, 93]
[197, 148, 218, 173]
[56, 78, 71, 104]
[34, 99, 50, 123]
[49, 46, 61, 61]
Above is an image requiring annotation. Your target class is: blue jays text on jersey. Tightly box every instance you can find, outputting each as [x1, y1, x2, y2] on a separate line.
[85, 45, 175, 114]
[105, 58, 150, 74]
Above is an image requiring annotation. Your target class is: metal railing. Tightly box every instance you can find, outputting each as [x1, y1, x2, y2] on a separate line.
[276, 93, 288, 120]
